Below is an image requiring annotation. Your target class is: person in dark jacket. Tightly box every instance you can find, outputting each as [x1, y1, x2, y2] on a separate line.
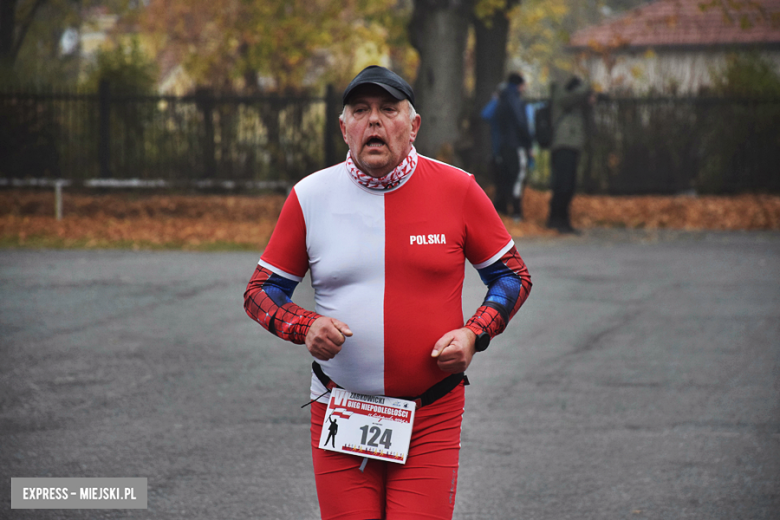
[546, 75, 594, 233]
[480, 82, 505, 207]
[493, 72, 533, 220]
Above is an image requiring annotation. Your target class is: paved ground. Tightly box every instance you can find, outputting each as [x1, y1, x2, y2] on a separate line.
[1, 230, 778, 519]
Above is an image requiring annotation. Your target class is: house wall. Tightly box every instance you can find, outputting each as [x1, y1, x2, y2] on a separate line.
[79, 14, 120, 59]
[576, 48, 780, 94]
[158, 65, 195, 96]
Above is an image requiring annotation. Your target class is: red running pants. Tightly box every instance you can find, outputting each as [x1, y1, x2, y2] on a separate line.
[310, 382, 465, 520]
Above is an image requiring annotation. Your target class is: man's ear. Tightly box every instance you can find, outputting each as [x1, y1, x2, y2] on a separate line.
[339, 116, 348, 144]
[410, 114, 421, 143]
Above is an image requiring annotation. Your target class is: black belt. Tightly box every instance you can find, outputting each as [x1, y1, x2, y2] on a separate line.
[311, 361, 469, 409]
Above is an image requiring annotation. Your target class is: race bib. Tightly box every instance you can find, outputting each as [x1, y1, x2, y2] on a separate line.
[318, 388, 416, 464]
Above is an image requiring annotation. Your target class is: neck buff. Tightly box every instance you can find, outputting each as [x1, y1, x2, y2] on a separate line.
[346, 146, 418, 191]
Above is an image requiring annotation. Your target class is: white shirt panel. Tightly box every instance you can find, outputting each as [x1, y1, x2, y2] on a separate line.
[294, 165, 387, 396]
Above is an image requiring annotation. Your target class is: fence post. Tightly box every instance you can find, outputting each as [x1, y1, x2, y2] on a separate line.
[55, 180, 63, 220]
[324, 84, 338, 168]
[98, 79, 111, 178]
[196, 87, 217, 179]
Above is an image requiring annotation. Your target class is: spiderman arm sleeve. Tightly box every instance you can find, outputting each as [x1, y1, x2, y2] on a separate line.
[243, 265, 321, 344]
[465, 245, 532, 338]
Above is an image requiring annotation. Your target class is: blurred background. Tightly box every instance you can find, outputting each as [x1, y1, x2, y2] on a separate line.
[3, 6, 779, 520]
[1, 0, 779, 247]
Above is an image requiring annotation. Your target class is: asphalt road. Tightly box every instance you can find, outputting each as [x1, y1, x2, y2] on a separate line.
[1, 230, 778, 519]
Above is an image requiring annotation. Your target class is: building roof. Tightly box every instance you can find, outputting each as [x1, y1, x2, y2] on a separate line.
[570, 0, 780, 51]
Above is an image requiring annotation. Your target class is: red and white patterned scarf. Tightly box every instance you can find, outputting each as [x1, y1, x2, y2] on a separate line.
[346, 147, 418, 191]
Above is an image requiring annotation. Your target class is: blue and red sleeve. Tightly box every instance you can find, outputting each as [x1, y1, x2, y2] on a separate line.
[465, 245, 532, 338]
[243, 265, 321, 344]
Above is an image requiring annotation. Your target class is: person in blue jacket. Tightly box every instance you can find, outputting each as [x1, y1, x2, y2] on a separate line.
[480, 82, 504, 206]
[485, 72, 533, 220]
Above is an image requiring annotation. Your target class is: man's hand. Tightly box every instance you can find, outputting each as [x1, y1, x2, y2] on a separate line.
[431, 327, 477, 373]
[305, 317, 353, 361]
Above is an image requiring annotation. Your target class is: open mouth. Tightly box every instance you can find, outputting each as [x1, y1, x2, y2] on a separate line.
[366, 137, 386, 148]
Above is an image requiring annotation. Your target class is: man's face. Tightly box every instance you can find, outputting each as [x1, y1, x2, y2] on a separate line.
[339, 85, 421, 178]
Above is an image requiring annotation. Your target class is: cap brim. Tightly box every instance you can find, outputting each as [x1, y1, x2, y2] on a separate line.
[343, 82, 407, 105]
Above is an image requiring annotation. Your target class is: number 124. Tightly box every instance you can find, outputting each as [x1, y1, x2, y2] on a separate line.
[359, 425, 393, 450]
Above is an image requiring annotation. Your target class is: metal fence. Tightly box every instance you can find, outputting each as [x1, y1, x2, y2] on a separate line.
[582, 96, 780, 194]
[1, 86, 778, 194]
[0, 83, 345, 190]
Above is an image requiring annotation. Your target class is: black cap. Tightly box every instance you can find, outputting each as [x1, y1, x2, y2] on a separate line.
[342, 65, 415, 107]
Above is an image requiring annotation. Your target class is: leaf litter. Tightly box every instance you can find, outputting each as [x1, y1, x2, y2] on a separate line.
[1, 188, 778, 250]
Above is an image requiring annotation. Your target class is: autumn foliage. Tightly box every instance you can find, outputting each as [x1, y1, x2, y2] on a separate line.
[139, 0, 413, 93]
[1, 188, 778, 251]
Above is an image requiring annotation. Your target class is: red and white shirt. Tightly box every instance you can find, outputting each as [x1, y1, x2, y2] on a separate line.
[259, 154, 514, 400]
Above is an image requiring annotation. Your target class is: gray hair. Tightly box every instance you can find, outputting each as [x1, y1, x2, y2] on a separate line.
[339, 100, 417, 122]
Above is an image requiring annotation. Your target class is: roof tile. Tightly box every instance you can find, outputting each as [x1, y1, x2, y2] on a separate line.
[570, 0, 780, 49]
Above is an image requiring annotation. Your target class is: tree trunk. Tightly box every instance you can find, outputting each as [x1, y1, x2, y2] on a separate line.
[469, 1, 518, 176]
[410, 0, 473, 160]
[0, 0, 18, 71]
[1, 0, 49, 75]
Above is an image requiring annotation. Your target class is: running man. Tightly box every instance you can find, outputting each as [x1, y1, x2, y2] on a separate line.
[244, 65, 532, 520]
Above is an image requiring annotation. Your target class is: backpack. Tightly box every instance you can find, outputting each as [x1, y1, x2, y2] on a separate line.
[534, 103, 553, 149]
